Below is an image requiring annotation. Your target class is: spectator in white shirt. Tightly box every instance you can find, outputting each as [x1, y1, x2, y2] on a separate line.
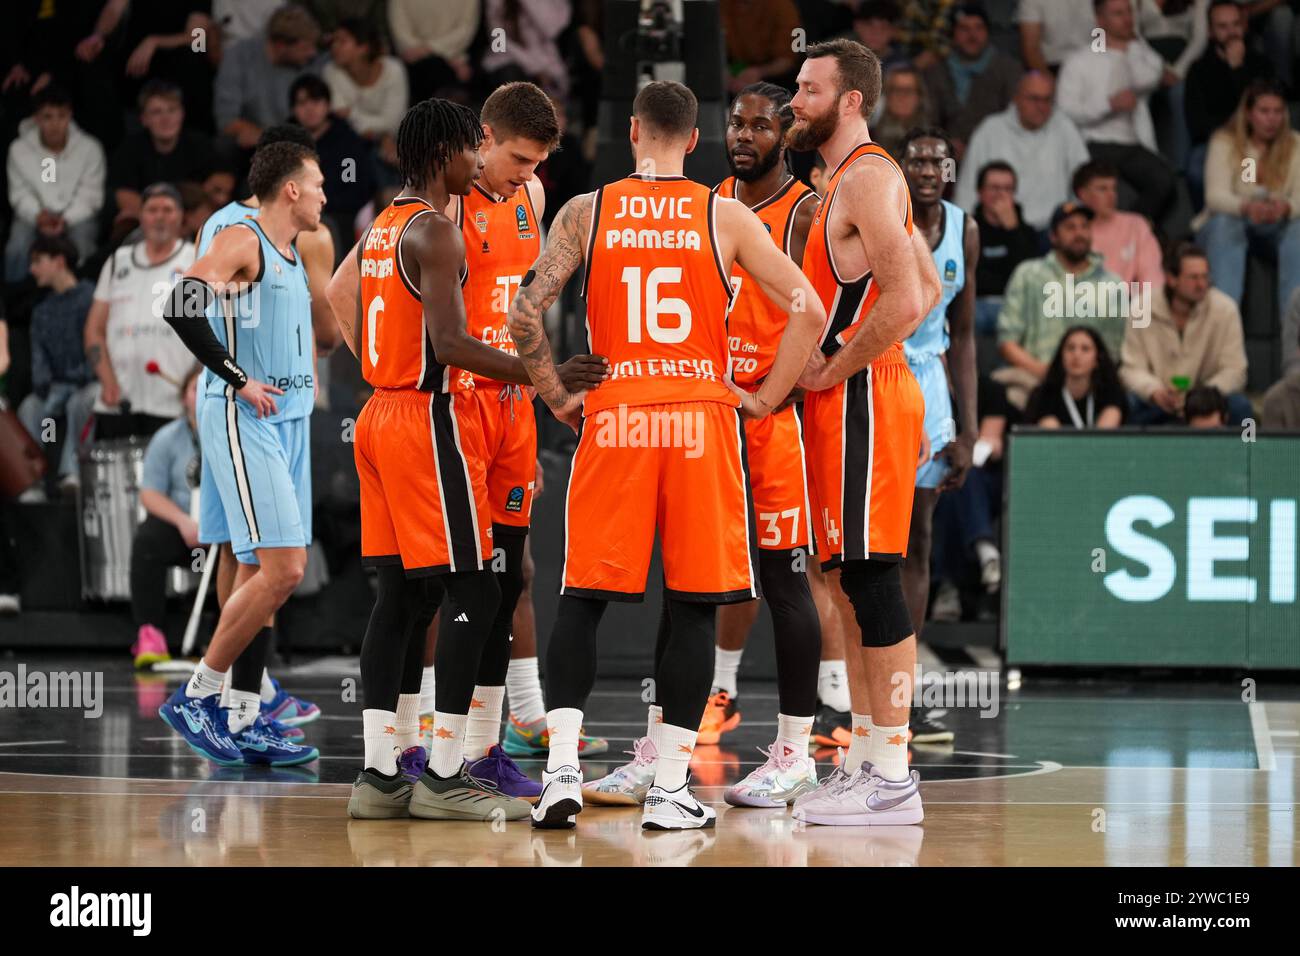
[956, 71, 1092, 232]
[4, 86, 105, 284]
[1019, 0, 1104, 71]
[323, 16, 408, 159]
[1057, 0, 1178, 225]
[388, 0, 480, 102]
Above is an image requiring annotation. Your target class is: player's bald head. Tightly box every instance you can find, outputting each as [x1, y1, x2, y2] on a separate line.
[633, 81, 698, 142]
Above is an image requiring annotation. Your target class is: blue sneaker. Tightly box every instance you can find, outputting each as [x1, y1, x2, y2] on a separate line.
[264, 677, 321, 727]
[159, 686, 243, 766]
[466, 744, 543, 803]
[232, 714, 320, 767]
[258, 705, 305, 741]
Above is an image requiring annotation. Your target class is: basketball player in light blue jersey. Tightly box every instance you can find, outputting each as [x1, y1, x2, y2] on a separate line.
[157, 141, 326, 766]
[899, 128, 980, 745]
[193, 125, 335, 734]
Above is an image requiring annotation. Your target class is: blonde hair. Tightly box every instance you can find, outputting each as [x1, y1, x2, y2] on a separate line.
[1223, 80, 1294, 192]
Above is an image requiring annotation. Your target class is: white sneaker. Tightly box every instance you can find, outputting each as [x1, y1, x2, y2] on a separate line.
[0, 594, 18, 616]
[583, 735, 657, 806]
[531, 764, 583, 829]
[930, 581, 961, 622]
[17, 486, 45, 504]
[725, 744, 819, 808]
[792, 748, 856, 810]
[642, 780, 716, 830]
[792, 762, 923, 827]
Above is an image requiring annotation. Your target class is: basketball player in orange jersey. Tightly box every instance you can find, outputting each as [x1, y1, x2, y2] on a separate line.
[506, 80, 828, 831]
[325, 98, 607, 820]
[783, 39, 944, 827]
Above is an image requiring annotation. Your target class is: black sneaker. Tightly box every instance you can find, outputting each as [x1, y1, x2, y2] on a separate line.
[810, 702, 853, 750]
[909, 708, 955, 744]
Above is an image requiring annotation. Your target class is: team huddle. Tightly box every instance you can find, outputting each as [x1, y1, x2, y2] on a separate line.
[158, 36, 972, 831]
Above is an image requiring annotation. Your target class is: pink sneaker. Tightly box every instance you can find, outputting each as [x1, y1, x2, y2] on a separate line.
[131, 625, 171, 670]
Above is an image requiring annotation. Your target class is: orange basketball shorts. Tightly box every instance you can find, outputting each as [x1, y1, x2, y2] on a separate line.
[561, 400, 758, 603]
[803, 348, 924, 569]
[355, 387, 492, 575]
[744, 403, 815, 552]
[455, 383, 537, 536]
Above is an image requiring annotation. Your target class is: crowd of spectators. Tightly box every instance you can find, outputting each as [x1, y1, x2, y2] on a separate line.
[2, 0, 1300, 624]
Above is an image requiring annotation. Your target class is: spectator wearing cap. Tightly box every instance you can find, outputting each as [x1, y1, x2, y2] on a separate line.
[290, 74, 378, 248]
[995, 201, 1128, 408]
[389, 0, 480, 102]
[955, 71, 1091, 232]
[1072, 160, 1163, 289]
[214, 3, 323, 152]
[1019, 0, 1103, 72]
[922, 3, 1023, 159]
[83, 184, 196, 441]
[16, 234, 98, 495]
[1121, 243, 1251, 425]
[720, 0, 801, 94]
[4, 84, 106, 284]
[1196, 79, 1300, 363]
[1183, 0, 1273, 205]
[973, 160, 1041, 335]
[108, 80, 215, 235]
[1262, 318, 1300, 426]
[1056, 0, 1178, 227]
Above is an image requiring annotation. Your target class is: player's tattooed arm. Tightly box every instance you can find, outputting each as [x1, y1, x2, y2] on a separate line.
[507, 192, 595, 414]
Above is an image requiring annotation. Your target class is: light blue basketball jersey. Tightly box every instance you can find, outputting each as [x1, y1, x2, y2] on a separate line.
[904, 199, 966, 363]
[203, 219, 314, 422]
[197, 199, 259, 256]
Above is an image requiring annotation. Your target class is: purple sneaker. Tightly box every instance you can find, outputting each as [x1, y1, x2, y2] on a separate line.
[467, 744, 542, 803]
[263, 677, 321, 727]
[398, 745, 427, 783]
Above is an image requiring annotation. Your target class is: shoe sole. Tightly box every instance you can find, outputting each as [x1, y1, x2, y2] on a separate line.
[240, 749, 320, 767]
[723, 789, 785, 808]
[133, 653, 170, 670]
[274, 709, 321, 728]
[347, 788, 413, 819]
[531, 797, 581, 829]
[910, 731, 954, 744]
[158, 706, 244, 767]
[792, 807, 924, 826]
[582, 788, 643, 807]
[409, 796, 532, 821]
[642, 814, 716, 831]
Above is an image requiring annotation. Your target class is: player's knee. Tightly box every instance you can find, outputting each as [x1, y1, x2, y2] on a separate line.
[264, 553, 307, 599]
[838, 560, 913, 648]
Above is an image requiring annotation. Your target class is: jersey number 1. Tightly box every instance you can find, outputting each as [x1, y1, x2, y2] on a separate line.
[622, 266, 691, 344]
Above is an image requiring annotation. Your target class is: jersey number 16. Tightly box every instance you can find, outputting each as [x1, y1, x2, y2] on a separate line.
[621, 266, 692, 344]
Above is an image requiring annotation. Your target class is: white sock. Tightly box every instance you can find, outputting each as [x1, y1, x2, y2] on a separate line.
[776, 713, 812, 759]
[219, 680, 231, 708]
[712, 647, 744, 698]
[418, 666, 436, 716]
[227, 689, 260, 733]
[647, 704, 664, 751]
[429, 712, 468, 777]
[464, 685, 504, 759]
[260, 668, 276, 704]
[544, 707, 583, 772]
[653, 722, 697, 791]
[363, 708, 400, 775]
[817, 659, 850, 712]
[844, 712, 872, 772]
[869, 719, 910, 781]
[395, 694, 420, 753]
[186, 660, 225, 699]
[505, 657, 545, 724]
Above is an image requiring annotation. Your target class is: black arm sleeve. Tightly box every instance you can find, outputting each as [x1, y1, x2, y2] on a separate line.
[161, 278, 249, 389]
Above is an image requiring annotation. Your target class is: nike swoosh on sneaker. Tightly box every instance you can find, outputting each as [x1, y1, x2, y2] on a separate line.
[866, 788, 915, 812]
[660, 798, 705, 818]
[180, 705, 205, 735]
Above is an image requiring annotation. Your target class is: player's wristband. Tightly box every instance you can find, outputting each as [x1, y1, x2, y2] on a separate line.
[161, 278, 249, 389]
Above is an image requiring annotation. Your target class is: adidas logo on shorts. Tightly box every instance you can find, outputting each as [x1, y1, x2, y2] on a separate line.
[454, 612, 469, 623]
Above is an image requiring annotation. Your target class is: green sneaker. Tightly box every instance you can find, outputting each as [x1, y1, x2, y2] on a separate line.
[502, 713, 609, 758]
[408, 763, 532, 821]
[347, 769, 414, 819]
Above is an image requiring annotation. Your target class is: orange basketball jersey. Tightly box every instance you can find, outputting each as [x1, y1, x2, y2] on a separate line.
[802, 143, 914, 360]
[453, 183, 542, 388]
[581, 173, 738, 415]
[359, 197, 464, 393]
[715, 174, 817, 388]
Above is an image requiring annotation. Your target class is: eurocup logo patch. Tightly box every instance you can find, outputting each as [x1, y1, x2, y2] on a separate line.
[515, 204, 528, 231]
[505, 486, 525, 512]
[944, 259, 957, 282]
